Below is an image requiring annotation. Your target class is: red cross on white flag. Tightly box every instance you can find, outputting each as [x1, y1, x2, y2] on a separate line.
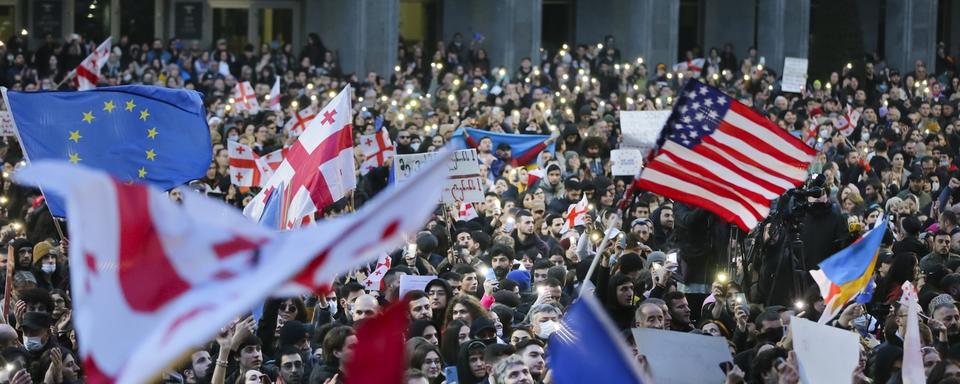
[358, 128, 396, 175]
[232, 81, 261, 113]
[244, 86, 357, 228]
[267, 77, 281, 112]
[283, 105, 318, 136]
[561, 195, 589, 234]
[74, 37, 112, 91]
[361, 253, 393, 291]
[228, 141, 286, 188]
[457, 202, 479, 221]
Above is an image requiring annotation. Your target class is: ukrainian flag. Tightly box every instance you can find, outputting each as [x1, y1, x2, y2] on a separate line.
[811, 219, 887, 324]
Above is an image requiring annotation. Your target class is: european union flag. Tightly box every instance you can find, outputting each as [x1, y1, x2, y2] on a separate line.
[5, 86, 212, 216]
[548, 293, 646, 384]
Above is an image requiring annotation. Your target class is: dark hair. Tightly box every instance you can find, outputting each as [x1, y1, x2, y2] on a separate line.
[339, 281, 365, 300]
[454, 264, 476, 276]
[456, 340, 489, 384]
[322, 326, 355, 365]
[406, 289, 427, 302]
[489, 244, 516, 261]
[533, 259, 552, 272]
[514, 338, 544, 352]
[440, 319, 468, 365]
[17, 288, 53, 313]
[445, 295, 488, 324]
[409, 319, 438, 340]
[750, 347, 788, 383]
[490, 304, 515, 337]
[408, 343, 442, 372]
[663, 291, 686, 309]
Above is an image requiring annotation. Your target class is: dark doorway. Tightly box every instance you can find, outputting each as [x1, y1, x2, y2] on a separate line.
[542, 0, 574, 59]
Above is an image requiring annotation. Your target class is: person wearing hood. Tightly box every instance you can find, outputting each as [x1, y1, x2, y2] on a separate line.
[649, 203, 675, 252]
[455, 340, 489, 384]
[538, 164, 565, 203]
[546, 178, 581, 215]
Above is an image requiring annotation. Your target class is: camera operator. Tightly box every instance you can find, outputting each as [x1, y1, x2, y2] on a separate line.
[757, 175, 849, 306]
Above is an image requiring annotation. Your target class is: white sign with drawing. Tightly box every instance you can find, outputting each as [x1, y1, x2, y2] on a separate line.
[782, 57, 809, 93]
[611, 149, 643, 176]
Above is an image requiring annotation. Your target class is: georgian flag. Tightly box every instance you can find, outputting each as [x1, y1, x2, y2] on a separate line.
[231, 81, 260, 113]
[227, 141, 285, 188]
[74, 37, 112, 90]
[267, 77, 281, 112]
[361, 253, 392, 291]
[561, 195, 589, 234]
[244, 86, 356, 229]
[358, 127, 395, 175]
[284, 105, 318, 137]
[457, 202, 479, 221]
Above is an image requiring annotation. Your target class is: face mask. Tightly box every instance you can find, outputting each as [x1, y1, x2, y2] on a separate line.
[538, 320, 559, 339]
[228, 134, 239, 142]
[819, 128, 830, 139]
[23, 336, 43, 351]
[861, 132, 870, 142]
[41, 264, 55, 274]
[941, 160, 950, 167]
[328, 299, 338, 316]
[933, 182, 941, 191]
[410, 142, 420, 151]
[496, 326, 503, 338]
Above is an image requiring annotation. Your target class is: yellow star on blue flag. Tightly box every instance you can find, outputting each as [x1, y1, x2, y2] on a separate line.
[6, 85, 212, 216]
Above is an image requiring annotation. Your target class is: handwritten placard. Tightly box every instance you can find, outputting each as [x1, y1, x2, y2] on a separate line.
[0, 111, 14, 137]
[394, 149, 483, 204]
[611, 149, 643, 176]
[782, 57, 808, 93]
[620, 111, 671, 157]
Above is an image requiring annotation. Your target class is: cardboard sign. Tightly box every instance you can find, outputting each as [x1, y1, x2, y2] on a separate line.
[399, 274, 436, 298]
[782, 57, 809, 93]
[631, 327, 732, 384]
[620, 111, 671, 157]
[394, 149, 483, 204]
[611, 149, 643, 176]
[790, 316, 859, 384]
[0, 111, 13, 137]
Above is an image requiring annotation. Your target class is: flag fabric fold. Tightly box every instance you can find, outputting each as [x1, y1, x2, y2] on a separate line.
[267, 77, 281, 112]
[811, 219, 887, 324]
[448, 127, 555, 166]
[227, 141, 284, 188]
[361, 253, 392, 290]
[74, 37, 112, 90]
[14, 147, 451, 383]
[5, 85, 211, 216]
[633, 80, 815, 230]
[548, 293, 645, 384]
[244, 86, 356, 228]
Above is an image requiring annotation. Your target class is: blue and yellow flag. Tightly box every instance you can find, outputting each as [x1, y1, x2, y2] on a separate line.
[6, 86, 211, 216]
[812, 219, 887, 323]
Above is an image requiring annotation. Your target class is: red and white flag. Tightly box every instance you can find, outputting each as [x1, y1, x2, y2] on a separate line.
[14, 150, 452, 384]
[361, 253, 392, 291]
[561, 195, 589, 234]
[901, 281, 925, 384]
[835, 104, 862, 137]
[227, 141, 285, 187]
[244, 86, 356, 229]
[284, 105, 318, 136]
[633, 80, 814, 230]
[74, 37, 112, 90]
[457, 202, 479, 221]
[527, 168, 546, 187]
[232, 81, 260, 113]
[266, 77, 281, 112]
[358, 128, 395, 175]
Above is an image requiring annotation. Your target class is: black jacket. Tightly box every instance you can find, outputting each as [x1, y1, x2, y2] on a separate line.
[674, 203, 740, 287]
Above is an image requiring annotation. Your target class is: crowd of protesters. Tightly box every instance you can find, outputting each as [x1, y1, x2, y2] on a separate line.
[0, 28, 956, 384]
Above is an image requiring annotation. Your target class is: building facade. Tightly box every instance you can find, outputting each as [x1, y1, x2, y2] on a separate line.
[6, 0, 959, 78]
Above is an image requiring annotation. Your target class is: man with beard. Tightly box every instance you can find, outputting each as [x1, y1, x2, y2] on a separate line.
[488, 245, 515, 280]
[181, 350, 213, 383]
[929, 298, 960, 348]
[277, 346, 305, 384]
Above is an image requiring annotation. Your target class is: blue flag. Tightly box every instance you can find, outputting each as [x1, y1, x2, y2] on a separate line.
[6, 86, 212, 216]
[258, 182, 285, 230]
[447, 128, 555, 166]
[548, 293, 645, 384]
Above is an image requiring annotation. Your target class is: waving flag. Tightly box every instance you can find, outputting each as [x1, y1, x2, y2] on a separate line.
[561, 195, 589, 234]
[835, 104, 862, 137]
[284, 105, 317, 136]
[672, 57, 705, 78]
[15, 149, 451, 384]
[4, 85, 211, 217]
[227, 141, 284, 187]
[811, 219, 887, 324]
[345, 298, 410, 384]
[361, 253, 392, 290]
[457, 202, 479, 222]
[74, 37, 112, 90]
[548, 292, 647, 384]
[527, 168, 546, 187]
[266, 77, 281, 112]
[634, 80, 815, 230]
[448, 127, 555, 166]
[358, 127, 395, 175]
[231, 81, 260, 113]
[244, 86, 356, 229]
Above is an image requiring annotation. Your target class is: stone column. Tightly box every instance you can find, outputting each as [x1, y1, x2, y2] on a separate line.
[756, 0, 810, 74]
[702, 0, 756, 57]
[574, 0, 678, 67]
[441, 0, 542, 73]
[306, 0, 400, 78]
[884, 0, 938, 73]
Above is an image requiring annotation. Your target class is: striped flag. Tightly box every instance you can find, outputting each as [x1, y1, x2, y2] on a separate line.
[634, 80, 814, 230]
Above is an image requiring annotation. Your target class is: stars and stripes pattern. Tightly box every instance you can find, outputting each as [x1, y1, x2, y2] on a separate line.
[635, 80, 815, 230]
[358, 127, 395, 175]
[74, 37, 112, 91]
[227, 141, 285, 188]
[232, 81, 260, 113]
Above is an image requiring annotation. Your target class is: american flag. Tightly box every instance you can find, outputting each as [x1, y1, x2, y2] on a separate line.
[635, 80, 815, 230]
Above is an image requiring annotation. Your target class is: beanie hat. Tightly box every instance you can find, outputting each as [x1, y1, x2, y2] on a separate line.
[32, 242, 52, 264]
[644, 251, 666, 269]
[506, 270, 531, 293]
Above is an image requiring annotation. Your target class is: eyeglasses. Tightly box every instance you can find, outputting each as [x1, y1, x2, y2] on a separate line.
[280, 304, 298, 312]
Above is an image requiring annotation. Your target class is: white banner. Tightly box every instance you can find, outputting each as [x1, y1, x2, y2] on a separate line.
[791, 316, 860, 384]
[620, 111, 671, 157]
[0, 110, 14, 137]
[394, 149, 483, 204]
[782, 57, 809, 93]
[611, 149, 643, 176]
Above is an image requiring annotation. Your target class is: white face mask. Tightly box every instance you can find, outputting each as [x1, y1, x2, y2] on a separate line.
[41, 264, 55, 274]
[537, 320, 559, 339]
[861, 132, 870, 142]
[410, 142, 421, 151]
[933, 182, 941, 191]
[327, 299, 338, 316]
[23, 335, 42, 351]
[228, 134, 239, 142]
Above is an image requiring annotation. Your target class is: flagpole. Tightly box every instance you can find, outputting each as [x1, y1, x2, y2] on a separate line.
[580, 212, 620, 297]
[2, 242, 12, 323]
[55, 71, 76, 90]
[0, 87, 68, 242]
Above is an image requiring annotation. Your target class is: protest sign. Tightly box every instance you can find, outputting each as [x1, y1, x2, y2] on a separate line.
[782, 57, 809, 93]
[631, 327, 732, 384]
[790, 316, 859, 384]
[394, 149, 483, 204]
[399, 274, 436, 298]
[611, 149, 643, 176]
[0, 110, 13, 137]
[620, 111, 671, 157]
